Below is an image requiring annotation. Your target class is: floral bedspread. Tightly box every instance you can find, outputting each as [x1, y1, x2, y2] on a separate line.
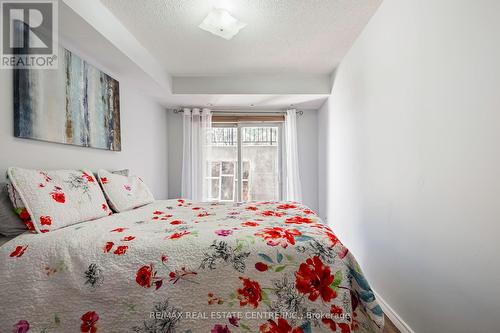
[0, 200, 384, 333]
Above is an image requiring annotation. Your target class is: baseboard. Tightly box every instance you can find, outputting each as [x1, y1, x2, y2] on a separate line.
[374, 291, 415, 333]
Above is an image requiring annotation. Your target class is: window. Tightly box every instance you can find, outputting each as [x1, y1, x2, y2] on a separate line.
[206, 160, 250, 201]
[206, 122, 282, 202]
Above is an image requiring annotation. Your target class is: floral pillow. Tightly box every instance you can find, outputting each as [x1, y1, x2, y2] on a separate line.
[7, 167, 112, 233]
[5, 179, 35, 233]
[97, 169, 154, 212]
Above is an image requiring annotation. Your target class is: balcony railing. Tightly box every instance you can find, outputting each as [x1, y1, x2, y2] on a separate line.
[211, 127, 278, 146]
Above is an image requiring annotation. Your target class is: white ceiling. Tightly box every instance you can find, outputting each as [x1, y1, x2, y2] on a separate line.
[100, 0, 382, 76]
[62, 0, 381, 109]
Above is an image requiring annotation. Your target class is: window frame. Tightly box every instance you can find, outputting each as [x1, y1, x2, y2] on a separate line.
[210, 120, 284, 202]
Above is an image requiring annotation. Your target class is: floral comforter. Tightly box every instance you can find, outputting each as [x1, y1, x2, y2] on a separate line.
[0, 200, 383, 333]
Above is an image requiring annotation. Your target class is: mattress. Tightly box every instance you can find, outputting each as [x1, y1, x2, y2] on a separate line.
[0, 199, 383, 332]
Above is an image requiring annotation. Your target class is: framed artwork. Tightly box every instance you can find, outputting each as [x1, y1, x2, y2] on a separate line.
[14, 46, 121, 151]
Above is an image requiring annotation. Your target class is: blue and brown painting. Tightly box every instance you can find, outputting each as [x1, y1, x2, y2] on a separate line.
[14, 47, 121, 151]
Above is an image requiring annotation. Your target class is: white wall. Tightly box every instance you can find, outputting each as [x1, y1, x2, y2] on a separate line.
[0, 68, 169, 199]
[318, 0, 500, 332]
[168, 110, 319, 212]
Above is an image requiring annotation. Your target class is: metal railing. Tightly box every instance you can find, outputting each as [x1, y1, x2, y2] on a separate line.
[211, 127, 278, 146]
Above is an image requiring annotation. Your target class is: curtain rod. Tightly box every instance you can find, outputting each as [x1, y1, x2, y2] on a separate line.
[172, 109, 303, 115]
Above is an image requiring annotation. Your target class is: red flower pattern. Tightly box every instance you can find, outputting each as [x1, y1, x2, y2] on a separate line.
[255, 262, 268, 272]
[259, 318, 304, 333]
[136, 264, 155, 288]
[13, 319, 30, 333]
[255, 227, 302, 248]
[169, 267, 198, 284]
[50, 187, 65, 203]
[40, 216, 52, 226]
[80, 311, 99, 333]
[82, 172, 95, 183]
[242, 221, 259, 227]
[285, 216, 313, 224]
[1, 201, 377, 332]
[211, 324, 232, 333]
[276, 204, 297, 210]
[168, 231, 190, 239]
[113, 245, 128, 255]
[321, 319, 351, 333]
[331, 305, 343, 316]
[18, 208, 30, 220]
[24, 220, 35, 231]
[295, 256, 336, 302]
[9, 245, 28, 258]
[237, 277, 262, 308]
[103, 242, 114, 253]
[261, 210, 285, 217]
[326, 232, 340, 246]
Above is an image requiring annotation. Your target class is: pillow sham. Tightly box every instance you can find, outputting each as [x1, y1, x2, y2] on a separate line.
[7, 167, 112, 233]
[97, 169, 154, 212]
[5, 169, 126, 233]
[92, 169, 129, 178]
[0, 182, 29, 236]
[5, 178, 36, 233]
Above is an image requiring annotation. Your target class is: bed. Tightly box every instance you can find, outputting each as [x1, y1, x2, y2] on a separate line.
[0, 200, 383, 333]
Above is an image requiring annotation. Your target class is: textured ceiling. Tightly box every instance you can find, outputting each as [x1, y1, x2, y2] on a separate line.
[100, 0, 382, 76]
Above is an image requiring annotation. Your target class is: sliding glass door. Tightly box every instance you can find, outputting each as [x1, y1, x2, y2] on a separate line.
[206, 126, 238, 202]
[207, 122, 282, 202]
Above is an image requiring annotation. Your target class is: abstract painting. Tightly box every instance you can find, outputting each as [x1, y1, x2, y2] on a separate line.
[14, 47, 121, 151]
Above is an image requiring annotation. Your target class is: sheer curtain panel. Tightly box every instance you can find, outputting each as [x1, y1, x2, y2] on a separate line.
[181, 108, 212, 201]
[284, 109, 303, 201]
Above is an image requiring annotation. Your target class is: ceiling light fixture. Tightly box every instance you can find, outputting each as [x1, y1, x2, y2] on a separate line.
[198, 8, 246, 40]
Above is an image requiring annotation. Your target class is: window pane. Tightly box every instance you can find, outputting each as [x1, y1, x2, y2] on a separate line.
[221, 176, 234, 201]
[242, 180, 249, 202]
[241, 127, 280, 201]
[210, 179, 220, 199]
[242, 127, 278, 146]
[206, 125, 281, 203]
[211, 162, 220, 177]
[208, 126, 238, 202]
[222, 161, 234, 175]
[212, 127, 237, 146]
[242, 161, 250, 180]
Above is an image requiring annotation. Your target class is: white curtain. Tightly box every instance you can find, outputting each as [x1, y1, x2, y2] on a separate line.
[284, 109, 303, 201]
[181, 108, 212, 201]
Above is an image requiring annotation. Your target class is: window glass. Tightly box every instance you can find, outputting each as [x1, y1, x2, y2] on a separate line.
[206, 125, 281, 202]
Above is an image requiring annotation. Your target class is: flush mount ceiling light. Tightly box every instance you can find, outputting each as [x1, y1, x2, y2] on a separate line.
[198, 8, 246, 40]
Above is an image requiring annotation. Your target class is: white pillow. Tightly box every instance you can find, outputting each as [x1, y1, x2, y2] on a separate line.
[7, 167, 111, 233]
[97, 169, 154, 212]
